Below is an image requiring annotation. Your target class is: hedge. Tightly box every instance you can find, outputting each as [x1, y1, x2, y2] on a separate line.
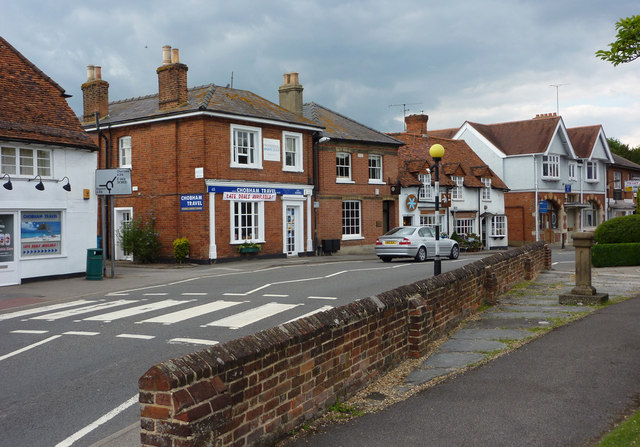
[594, 214, 640, 244]
[592, 242, 640, 267]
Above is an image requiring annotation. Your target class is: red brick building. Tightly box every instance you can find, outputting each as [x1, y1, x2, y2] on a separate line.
[607, 153, 640, 217]
[82, 46, 322, 262]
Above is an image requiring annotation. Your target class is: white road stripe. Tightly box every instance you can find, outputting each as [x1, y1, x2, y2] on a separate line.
[30, 300, 137, 321]
[117, 334, 155, 340]
[138, 300, 244, 324]
[263, 294, 289, 297]
[84, 299, 189, 322]
[143, 293, 168, 296]
[308, 296, 338, 300]
[0, 300, 96, 321]
[204, 302, 300, 329]
[285, 305, 333, 323]
[169, 338, 218, 346]
[0, 335, 62, 362]
[11, 330, 49, 334]
[181, 292, 208, 296]
[63, 331, 100, 336]
[54, 394, 138, 447]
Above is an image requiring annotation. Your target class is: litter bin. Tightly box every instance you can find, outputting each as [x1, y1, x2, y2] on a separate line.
[86, 248, 103, 280]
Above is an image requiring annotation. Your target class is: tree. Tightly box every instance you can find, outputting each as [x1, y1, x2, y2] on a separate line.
[608, 137, 640, 165]
[596, 15, 640, 66]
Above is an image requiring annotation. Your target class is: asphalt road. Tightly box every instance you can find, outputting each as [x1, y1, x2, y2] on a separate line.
[0, 253, 484, 447]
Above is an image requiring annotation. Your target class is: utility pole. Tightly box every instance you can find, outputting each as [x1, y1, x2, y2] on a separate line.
[389, 102, 422, 131]
[549, 84, 568, 115]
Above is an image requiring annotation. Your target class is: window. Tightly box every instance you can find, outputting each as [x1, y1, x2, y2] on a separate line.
[336, 152, 351, 182]
[586, 161, 598, 181]
[541, 155, 560, 179]
[481, 178, 491, 201]
[455, 218, 474, 236]
[420, 213, 444, 229]
[231, 201, 264, 242]
[342, 200, 361, 238]
[568, 162, 577, 181]
[452, 176, 464, 200]
[368, 154, 383, 183]
[418, 173, 433, 201]
[614, 171, 622, 190]
[21, 211, 61, 256]
[119, 136, 132, 168]
[491, 215, 506, 236]
[231, 125, 262, 168]
[283, 132, 303, 172]
[1, 147, 51, 177]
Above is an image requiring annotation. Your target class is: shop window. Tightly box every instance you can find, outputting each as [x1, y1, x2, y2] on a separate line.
[455, 218, 474, 236]
[21, 211, 62, 257]
[342, 200, 361, 238]
[491, 215, 506, 236]
[231, 201, 264, 243]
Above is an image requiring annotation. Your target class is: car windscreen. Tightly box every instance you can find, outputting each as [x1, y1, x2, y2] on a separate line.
[385, 227, 416, 236]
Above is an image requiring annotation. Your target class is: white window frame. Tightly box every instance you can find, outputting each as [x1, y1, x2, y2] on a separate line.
[336, 152, 353, 183]
[231, 124, 262, 169]
[481, 177, 491, 201]
[0, 146, 17, 175]
[452, 176, 464, 200]
[490, 215, 507, 237]
[368, 154, 384, 184]
[568, 161, 577, 181]
[230, 200, 265, 243]
[119, 136, 132, 169]
[419, 213, 444, 229]
[342, 200, 362, 239]
[541, 155, 560, 179]
[455, 217, 474, 236]
[1, 146, 52, 178]
[418, 173, 433, 201]
[613, 171, 622, 190]
[282, 131, 303, 172]
[586, 160, 598, 182]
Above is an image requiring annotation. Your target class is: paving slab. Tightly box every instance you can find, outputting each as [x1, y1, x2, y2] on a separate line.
[438, 338, 507, 353]
[420, 352, 486, 369]
[449, 328, 531, 341]
[482, 310, 575, 319]
[404, 367, 451, 386]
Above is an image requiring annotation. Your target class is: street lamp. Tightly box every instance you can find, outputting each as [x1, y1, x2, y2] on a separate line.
[429, 143, 445, 276]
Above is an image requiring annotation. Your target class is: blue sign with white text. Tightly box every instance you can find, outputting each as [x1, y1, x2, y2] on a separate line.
[207, 185, 305, 196]
[180, 194, 204, 211]
[539, 200, 548, 213]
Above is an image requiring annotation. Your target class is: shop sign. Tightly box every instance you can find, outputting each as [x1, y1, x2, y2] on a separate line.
[624, 180, 640, 192]
[263, 138, 281, 162]
[180, 194, 204, 211]
[208, 185, 305, 198]
[21, 211, 61, 256]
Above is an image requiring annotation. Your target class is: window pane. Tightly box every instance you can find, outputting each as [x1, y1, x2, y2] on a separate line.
[337, 153, 350, 178]
[1, 147, 16, 175]
[19, 148, 34, 176]
[37, 150, 51, 176]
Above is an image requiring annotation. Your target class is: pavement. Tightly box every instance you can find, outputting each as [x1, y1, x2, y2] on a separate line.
[2, 249, 640, 446]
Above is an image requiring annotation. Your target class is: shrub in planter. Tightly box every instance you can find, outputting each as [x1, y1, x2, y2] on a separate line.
[594, 214, 640, 244]
[118, 217, 161, 264]
[173, 237, 190, 264]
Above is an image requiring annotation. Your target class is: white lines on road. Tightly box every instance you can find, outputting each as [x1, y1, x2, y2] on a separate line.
[285, 305, 333, 324]
[203, 302, 301, 329]
[0, 299, 97, 321]
[169, 338, 218, 346]
[62, 331, 100, 336]
[137, 300, 245, 325]
[54, 394, 139, 447]
[181, 292, 208, 296]
[263, 294, 289, 297]
[84, 299, 191, 322]
[0, 335, 62, 362]
[308, 296, 338, 300]
[143, 292, 168, 296]
[29, 299, 137, 321]
[117, 334, 155, 340]
[11, 329, 49, 334]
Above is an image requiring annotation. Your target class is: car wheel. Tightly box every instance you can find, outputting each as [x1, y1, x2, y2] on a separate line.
[380, 256, 392, 263]
[449, 245, 460, 260]
[415, 246, 427, 262]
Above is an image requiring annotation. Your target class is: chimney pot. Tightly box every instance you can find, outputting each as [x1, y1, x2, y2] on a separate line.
[172, 48, 180, 64]
[95, 66, 102, 80]
[279, 72, 303, 116]
[162, 45, 172, 65]
[86, 65, 95, 82]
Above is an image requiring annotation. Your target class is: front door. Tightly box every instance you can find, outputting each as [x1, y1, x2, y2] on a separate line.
[284, 204, 303, 256]
[114, 207, 133, 261]
[0, 213, 19, 286]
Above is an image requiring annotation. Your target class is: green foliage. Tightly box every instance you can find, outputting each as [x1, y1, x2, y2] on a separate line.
[329, 400, 364, 418]
[596, 15, 640, 66]
[597, 408, 640, 446]
[118, 217, 161, 264]
[453, 232, 483, 251]
[173, 237, 190, 264]
[237, 241, 261, 253]
[608, 138, 640, 165]
[592, 243, 640, 267]
[594, 214, 640, 243]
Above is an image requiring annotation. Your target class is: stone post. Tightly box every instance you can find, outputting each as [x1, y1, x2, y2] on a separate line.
[559, 232, 608, 305]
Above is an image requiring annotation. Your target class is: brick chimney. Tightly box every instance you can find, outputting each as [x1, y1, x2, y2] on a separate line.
[157, 45, 188, 110]
[405, 114, 428, 134]
[278, 72, 303, 116]
[81, 65, 109, 123]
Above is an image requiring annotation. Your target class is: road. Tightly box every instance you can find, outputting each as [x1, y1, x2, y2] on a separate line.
[0, 253, 490, 447]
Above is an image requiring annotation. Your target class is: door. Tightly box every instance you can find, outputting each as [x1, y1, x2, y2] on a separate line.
[284, 204, 303, 256]
[0, 213, 19, 286]
[114, 207, 133, 261]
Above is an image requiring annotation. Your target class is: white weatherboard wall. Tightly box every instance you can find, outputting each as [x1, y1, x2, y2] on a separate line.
[0, 143, 97, 283]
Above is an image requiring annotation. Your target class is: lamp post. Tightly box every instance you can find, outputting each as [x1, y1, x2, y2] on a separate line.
[429, 144, 445, 276]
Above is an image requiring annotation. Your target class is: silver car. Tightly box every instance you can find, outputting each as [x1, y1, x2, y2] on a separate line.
[375, 226, 460, 262]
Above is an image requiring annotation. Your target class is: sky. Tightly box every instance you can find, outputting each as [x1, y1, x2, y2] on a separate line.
[2, 0, 639, 147]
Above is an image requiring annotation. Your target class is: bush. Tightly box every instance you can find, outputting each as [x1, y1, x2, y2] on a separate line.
[118, 217, 161, 264]
[173, 238, 190, 264]
[592, 242, 640, 267]
[594, 214, 640, 244]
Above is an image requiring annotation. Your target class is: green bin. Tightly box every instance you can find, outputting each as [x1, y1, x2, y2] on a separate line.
[86, 248, 103, 280]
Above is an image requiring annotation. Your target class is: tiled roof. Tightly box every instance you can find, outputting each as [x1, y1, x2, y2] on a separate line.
[466, 115, 561, 155]
[567, 125, 601, 158]
[428, 127, 459, 139]
[389, 132, 508, 190]
[92, 84, 320, 129]
[0, 36, 96, 150]
[612, 153, 640, 171]
[303, 102, 403, 146]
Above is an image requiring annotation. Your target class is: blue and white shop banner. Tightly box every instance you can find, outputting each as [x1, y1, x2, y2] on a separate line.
[180, 194, 204, 211]
[208, 185, 305, 201]
[21, 211, 61, 256]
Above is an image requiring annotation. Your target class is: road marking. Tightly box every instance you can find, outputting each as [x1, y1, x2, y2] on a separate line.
[0, 299, 96, 321]
[138, 300, 245, 325]
[0, 335, 62, 362]
[203, 302, 300, 329]
[84, 299, 190, 322]
[54, 394, 138, 447]
[169, 338, 218, 346]
[143, 292, 168, 296]
[29, 300, 137, 321]
[308, 296, 338, 300]
[285, 305, 333, 323]
[117, 334, 155, 340]
[63, 331, 100, 336]
[181, 292, 208, 296]
[263, 294, 289, 297]
[11, 330, 49, 334]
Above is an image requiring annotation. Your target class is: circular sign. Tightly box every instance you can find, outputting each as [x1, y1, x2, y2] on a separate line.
[405, 194, 418, 211]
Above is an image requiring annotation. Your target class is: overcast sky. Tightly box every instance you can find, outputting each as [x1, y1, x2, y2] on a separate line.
[3, 0, 639, 147]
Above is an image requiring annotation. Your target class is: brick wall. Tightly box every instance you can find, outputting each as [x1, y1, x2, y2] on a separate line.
[138, 242, 550, 446]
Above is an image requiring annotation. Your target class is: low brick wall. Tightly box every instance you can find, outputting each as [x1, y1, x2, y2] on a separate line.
[139, 242, 551, 447]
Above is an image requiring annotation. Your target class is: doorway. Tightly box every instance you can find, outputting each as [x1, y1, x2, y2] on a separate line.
[283, 202, 303, 256]
[114, 207, 133, 261]
[0, 213, 19, 286]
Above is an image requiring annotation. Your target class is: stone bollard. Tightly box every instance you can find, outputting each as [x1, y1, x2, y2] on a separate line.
[559, 231, 609, 305]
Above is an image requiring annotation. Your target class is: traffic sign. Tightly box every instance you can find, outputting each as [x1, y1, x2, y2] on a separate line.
[95, 169, 132, 196]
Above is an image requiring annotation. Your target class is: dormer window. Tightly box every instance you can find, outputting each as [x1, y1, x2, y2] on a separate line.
[452, 176, 464, 200]
[481, 177, 491, 201]
[418, 173, 433, 200]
